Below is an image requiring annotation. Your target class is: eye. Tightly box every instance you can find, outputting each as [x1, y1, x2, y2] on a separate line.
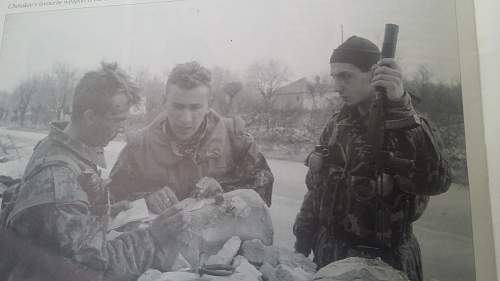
[173, 103, 186, 110]
[339, 73, 352, 80]
[189, 104, 203, 111]
[332, 72, 351, 81]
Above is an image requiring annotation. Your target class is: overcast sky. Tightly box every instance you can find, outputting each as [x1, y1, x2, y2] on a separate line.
[0, 0, 460, 92]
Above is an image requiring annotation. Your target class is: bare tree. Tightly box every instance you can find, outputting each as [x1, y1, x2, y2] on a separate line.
[51, 63, 78, 120]
[12, 77, 38, 127]
[30, 73, 57, 125]
[246, 60, 290, 130]
[305, 76, 321, 111]
[134, 69, 164, 122]
[222, 81, 243, 115]
[211, 67, 239, 115]
[304, 75, 337, 133]
[414, 65, 431, 101]
[0, 91, 10, 121]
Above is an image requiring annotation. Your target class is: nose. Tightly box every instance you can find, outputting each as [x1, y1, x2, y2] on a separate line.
[178, 109, 193, 125]
[332, 77, 343, 93]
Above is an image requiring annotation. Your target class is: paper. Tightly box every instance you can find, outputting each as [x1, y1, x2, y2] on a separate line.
[108, 198, 154, 231]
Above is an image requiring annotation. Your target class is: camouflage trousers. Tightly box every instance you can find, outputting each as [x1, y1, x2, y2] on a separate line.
[313, 226, 423, 281]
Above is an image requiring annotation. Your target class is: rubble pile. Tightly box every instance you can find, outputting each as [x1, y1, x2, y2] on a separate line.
[171, 189, 275, 268]
[138, 237, 317, 281]
[137, 189, 317, 281]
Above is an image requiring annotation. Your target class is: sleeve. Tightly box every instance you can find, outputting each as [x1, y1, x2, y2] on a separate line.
[381, 93, 451, 196]
[393, 117, 452, 196]
[384, 91, 418, 121]
[305, 114, 338, 190]
[219, 120, 274, 206]
[108, 141, 148, 202]
[293, 116, 336, 256]
[293, 187, 321, 257]
[8, 167, 171, 279]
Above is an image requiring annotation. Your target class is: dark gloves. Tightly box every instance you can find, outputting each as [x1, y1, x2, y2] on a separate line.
[191, 177, 223, 200]
[145, 186, 179, 214]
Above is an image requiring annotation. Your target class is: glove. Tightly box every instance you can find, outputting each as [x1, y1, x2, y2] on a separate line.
[150, 206, 189, 246]
[145, 186, 179, 214]
[191, 177, 223, 200]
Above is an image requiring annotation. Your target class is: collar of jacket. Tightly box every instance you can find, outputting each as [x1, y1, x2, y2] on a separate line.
[139, 109, 227, 166]
[48, 121, 107, 169]
[335, 104, 363, 127]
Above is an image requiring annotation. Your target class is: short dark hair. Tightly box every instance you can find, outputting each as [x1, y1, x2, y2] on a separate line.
[71, 62, 140, 121]
[165, 61, 211, 94]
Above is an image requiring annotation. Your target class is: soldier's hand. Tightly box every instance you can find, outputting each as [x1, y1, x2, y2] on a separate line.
[110, 200, 133, 217]
[371, 58, 404, 101]
[192, 177, 223, 199]
[145, 186, 179, 214]
[150, 206, 189, 245]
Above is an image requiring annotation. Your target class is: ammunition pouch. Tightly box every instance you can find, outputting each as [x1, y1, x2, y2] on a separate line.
[320, 173, 415, 250]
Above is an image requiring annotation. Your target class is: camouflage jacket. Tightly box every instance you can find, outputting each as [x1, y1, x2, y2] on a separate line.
[294, 93, 451, 255]
[1, 122, 172, 281]
[109, 109, 274, 206]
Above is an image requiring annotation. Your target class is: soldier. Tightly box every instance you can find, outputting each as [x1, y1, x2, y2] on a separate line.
[0, 63, 188, 281]
[108, 61, 274, 213]
[293, 36, 451, 281]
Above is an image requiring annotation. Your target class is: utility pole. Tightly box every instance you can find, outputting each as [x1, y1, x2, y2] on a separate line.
[341, 24, 344, 43]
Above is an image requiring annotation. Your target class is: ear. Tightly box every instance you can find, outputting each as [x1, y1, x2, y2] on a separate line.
[208, 92, 215, 107]
[82, 109, 97, 126]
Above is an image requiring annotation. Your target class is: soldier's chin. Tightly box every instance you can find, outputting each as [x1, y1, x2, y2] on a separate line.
[341, 98, 355, 105]
[173, 130, 195, 141]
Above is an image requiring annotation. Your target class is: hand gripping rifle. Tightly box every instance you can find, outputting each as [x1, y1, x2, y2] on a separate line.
[366, 24, 399, 248]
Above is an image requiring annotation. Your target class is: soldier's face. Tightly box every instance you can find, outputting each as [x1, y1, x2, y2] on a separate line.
[164, 84, 210, 141]
[330, 63, 373, 106]
[86, 94, 129, 147]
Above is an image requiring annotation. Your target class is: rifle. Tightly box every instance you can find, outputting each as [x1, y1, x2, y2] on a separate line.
[366, 24, 399, 248]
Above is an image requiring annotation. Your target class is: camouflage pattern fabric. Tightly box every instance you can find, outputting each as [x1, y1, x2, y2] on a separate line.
[1, 122, 172, 281]
[293, 93, 451, 281]
[109, 109, 274, 207]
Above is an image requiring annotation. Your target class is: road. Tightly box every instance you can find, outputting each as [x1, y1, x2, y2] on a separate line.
[0, 128, 476, 281]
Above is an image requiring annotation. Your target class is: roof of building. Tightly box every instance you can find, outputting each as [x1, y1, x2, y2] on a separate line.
[275, 77, 334, 96]
[275, 77, 311, 96]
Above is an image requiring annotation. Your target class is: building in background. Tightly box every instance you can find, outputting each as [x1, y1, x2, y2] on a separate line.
[273, 77, 339, 110]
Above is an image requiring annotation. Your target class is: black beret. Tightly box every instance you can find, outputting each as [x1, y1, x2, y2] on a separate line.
[330, 36, 380, 71]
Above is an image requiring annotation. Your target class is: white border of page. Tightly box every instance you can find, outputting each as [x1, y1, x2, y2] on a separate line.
[0, 1, 497, 280]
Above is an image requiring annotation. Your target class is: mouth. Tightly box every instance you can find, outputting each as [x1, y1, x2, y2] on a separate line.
[175, 126, 193, 134]
[340, 95, 350, 101]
